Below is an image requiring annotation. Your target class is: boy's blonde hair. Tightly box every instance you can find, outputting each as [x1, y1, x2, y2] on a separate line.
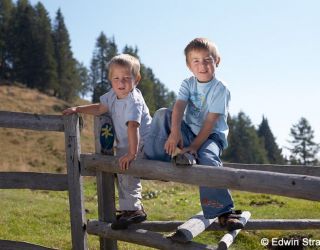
[108, 54, 141, 82]
[184, 38, 220, 64]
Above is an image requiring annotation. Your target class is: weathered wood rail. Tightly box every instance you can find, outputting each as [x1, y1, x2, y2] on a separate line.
[99, 218, 320, 231]
[1, 111, 320, 250]
[0, 172, 68, 191]
[81, 154, 320, 201]
[0, 111, 64, 131]
[224, 162, 320, 177]
[0, 240, 58, 250]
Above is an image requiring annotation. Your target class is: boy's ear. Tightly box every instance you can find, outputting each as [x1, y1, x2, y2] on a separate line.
[215, 57, 221, 67]
[186, 61, 192, 71]
[135, 75, 141, 85]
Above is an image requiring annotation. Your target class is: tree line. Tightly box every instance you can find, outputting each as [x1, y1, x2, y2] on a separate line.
[0, 0, 176, 112]
[1, 0, 318, 166]
[223, 113, 319, 166]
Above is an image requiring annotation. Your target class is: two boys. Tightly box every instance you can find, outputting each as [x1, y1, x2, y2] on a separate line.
[63, 37, 242, 231]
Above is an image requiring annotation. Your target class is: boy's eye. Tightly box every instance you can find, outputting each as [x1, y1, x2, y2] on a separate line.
[205, 58, 213, 63]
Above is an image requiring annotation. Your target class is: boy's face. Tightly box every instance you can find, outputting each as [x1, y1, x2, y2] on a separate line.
[110, 65, 137, 99]
[187, 49, 218, 83]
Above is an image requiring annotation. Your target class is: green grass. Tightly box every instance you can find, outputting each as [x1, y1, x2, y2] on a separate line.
[1, 178, 320, 250]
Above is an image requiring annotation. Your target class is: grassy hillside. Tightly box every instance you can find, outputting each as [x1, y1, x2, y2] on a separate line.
[1, 84, 320, 250]
[0, 84, 95, 172]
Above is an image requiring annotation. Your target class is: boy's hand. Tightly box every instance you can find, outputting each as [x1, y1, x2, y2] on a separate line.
[62, 107, 77, 115]
[119, 153, 137, 171]
[164, 131, 183, 156]
[181, 145, 198, 158]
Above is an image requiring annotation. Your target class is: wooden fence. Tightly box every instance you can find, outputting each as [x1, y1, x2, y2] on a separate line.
[0, 111, 87, 250]
[0, 110, 320, 250]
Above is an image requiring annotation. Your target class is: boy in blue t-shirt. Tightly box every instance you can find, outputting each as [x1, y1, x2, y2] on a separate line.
[144, 38, 243, 230]
[63, 54, 152, 230]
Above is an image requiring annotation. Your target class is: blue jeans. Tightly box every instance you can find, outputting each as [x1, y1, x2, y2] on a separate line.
[144, 108, 234, 218]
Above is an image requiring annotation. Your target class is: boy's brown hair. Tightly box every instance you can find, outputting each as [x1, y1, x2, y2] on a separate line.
[108, 54, 141, 83]
[184, 38, 220, 65]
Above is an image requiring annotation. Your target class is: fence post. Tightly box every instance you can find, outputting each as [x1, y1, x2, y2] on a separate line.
[94, 115, 117, 250]
[64, 114, 88, 250]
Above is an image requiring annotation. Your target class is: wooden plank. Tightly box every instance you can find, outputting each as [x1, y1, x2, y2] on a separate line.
[0, 111, 64, 132]
[94, 115, 117, 250]
[0, 172, 68, 191]
[87, 220, 216, 250]
[0, 240, 57, 250]
[81, 154, 320, 201]
[122, 219, 320, 231]
[224, 163, 320, 177]
[63, 114, 87, 250]
[82, 161, 320, 178]
[217, 211, 251, 250]
[169, 211, 217, 243]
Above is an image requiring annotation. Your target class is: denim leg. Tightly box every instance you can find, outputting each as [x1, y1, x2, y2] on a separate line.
[144, 108, 194, 161]
[144, 108, 233, 218]
[198, 139, 234, 218]
[144, 108, 172, 161]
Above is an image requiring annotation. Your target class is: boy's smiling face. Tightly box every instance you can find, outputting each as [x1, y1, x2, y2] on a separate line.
[110, 65, 137, 99]
[187, 49, 219, 83]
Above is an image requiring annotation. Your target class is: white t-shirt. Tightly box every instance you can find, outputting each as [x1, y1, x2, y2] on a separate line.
[100, 88, 152, 150]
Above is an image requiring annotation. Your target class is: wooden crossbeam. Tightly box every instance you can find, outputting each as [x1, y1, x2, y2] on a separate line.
[81, 154, 320, 201]
[0, 111, 64, 132]
[169, 211, 217, 243]
[224, 163, 320, 177]
[0, 240, 57, 250]
[0, 172, 68, 191]
[119, 219, 320, 231]
[87, 220, 217, 250]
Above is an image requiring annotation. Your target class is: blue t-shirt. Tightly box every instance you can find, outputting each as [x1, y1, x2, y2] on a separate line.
[177, 76, 230, 149]
[100, 88, 152, 150]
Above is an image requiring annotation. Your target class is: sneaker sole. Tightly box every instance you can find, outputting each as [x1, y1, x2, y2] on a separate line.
[111, 215, 147, 230]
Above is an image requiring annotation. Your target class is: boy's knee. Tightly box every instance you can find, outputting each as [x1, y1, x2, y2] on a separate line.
[153, 108, 172, 122]
[198, 150, 222, 167]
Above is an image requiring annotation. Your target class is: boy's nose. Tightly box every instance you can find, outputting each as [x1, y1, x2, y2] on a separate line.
[199, 61, 207, 68]
[119, 79, 126, 85]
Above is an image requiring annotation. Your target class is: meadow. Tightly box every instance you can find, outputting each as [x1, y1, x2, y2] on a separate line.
[1, 84, 320, 249]
[1, 180, 320, 249]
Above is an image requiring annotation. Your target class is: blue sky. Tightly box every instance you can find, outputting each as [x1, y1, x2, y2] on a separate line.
[29, 0, 320, 156]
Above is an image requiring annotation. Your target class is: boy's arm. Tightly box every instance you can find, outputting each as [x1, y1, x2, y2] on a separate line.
[119, 121, 140, 170]
[182, 112, 220, 155]
[62, 103, 108, 116]
[164, 100, 187, 155]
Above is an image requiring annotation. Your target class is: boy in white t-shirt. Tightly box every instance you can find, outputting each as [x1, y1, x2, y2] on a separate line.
[63, 54, 152, 230]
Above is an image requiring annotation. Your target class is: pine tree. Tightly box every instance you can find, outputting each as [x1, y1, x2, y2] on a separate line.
[258, 116, 285, 164]
[9, 0, 37, 87]
[223, 112, 269, 164]
[0, 0, 14, 79]
[76, 61, 90, 99]
[288, 117, 319, 165]
[90, 32, 117, 102]
[52, 8, 80, 101]
[32, 2, 57, 92]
